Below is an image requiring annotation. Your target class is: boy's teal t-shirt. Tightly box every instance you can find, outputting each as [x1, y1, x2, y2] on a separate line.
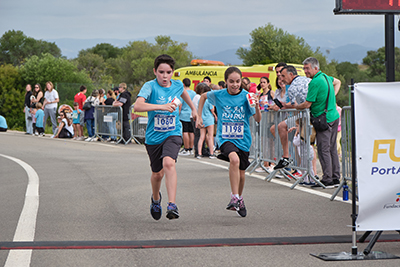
[137, 79, 184, 145]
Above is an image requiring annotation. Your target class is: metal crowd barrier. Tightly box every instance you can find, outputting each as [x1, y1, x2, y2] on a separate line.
[247, 108, 325, 189]
[130, 105, 148, 144]
[330, 106, 357, 201]
[94, 105, 125, 144]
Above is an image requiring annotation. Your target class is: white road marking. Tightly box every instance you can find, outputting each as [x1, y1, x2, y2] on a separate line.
[0, 154, 39, 267]
[186, 158, 353, 204]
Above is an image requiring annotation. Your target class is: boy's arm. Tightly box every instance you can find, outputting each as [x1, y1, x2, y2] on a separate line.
[134, 96, 178, 113]
[181, 90, 197, 122]
[196, 93, 207, 128]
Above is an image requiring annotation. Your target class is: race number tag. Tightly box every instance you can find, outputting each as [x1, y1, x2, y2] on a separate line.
[222, 122, 244, 139]
[154, 114, 176, 132]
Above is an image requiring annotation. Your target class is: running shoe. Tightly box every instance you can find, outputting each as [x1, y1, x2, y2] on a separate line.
[274, 158, 291, 170]
[196, 155, 203, 159]
[178, 149, 191, 156]
[237, 198, 247, 217]
[209, 154, 217, 159]
[226, 195, 239, 211]
[292, 171, 303, 179]
[166, 202, 179, 220]
[333, 179, 341, 187]
[311, 181, 335, 189]
[255, 167, 265, 173]
[150, 192, 162, 220]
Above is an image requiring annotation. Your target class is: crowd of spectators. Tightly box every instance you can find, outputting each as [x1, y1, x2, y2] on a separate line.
[11, 57, 342, 190]
[17, 82, 129, 144]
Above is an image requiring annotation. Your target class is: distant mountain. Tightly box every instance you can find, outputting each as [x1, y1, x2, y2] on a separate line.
[318, 44, 375, 64]
[202, 48, 243, 65]
[49, 29, 397, 65]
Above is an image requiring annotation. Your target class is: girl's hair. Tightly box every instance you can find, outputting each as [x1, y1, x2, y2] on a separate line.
[99, 89, 105, 95]
[25, 84, 32, 96]
[260, 76, 272, 91]
[62, 110, 73, 126]
[195, 83, 210, 95]
[91, 89, 99, 97]
[46, 81, 54, 91]
[107, 89, 116, 100]
[73, 102, 79, 107]
[224, 66, 242, 81]
[33, 84, 42, 97]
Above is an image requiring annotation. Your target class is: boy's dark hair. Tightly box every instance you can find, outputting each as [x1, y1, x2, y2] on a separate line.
[203, 76, 211, 83]
[218, 81, 225, 88]
[73, 102, 79, 106]
[224, 66, 242, 81]
[80, 85, 87, 92]
[182, 78, 191, 87]
[154, 54, 175, 70]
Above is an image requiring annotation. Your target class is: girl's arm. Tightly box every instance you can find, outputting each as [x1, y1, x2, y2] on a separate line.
[211, 106, 217, 122]
[252, 95, 262, 122]
[55, 122, 65, 138]
[133, 96, 178, 113]
[196, 93, 208, 128]
[181, 90, 197, 122]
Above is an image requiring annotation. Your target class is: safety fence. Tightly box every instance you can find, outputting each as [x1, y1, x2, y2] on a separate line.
[93, 104, 356, 200]
[129, 105, 148, 144]
[93, 104, 148, 145]
[247, 109, 324, 189]
[94, 105, 125, 144]
[247, 106, 356, 201]
[330, 106, 356, 201]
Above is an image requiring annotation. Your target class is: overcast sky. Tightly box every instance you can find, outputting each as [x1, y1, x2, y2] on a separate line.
[0, 0, 388, 41]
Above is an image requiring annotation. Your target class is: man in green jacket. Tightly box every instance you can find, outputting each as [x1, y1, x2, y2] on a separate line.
[295, 57, 341, 188]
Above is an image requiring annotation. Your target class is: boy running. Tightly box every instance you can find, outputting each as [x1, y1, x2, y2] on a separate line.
[197, 67, 261, 217]
[134, 54, 197, 220]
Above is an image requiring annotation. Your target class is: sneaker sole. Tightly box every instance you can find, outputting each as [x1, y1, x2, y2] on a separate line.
[312, 185, 335, 189]
[166, 210, 179, 220]
[236, 210, 247, 217]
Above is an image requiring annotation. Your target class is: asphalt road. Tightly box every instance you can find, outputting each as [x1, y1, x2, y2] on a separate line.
[0, 131, 399, 267]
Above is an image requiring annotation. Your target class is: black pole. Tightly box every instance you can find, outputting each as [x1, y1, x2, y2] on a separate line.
[385, 14, 395, 82]
[350, 78, 358, 255]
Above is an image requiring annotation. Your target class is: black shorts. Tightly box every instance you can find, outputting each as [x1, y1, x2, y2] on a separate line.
[181, 120, 194, 133]
[217, 141, 250, 170]
[145, 136, 182, 173]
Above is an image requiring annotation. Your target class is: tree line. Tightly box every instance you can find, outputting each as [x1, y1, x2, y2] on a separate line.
[1, 25, 398, 130]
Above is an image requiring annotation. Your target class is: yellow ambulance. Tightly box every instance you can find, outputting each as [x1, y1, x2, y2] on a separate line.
[173, 60, 305, 91]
